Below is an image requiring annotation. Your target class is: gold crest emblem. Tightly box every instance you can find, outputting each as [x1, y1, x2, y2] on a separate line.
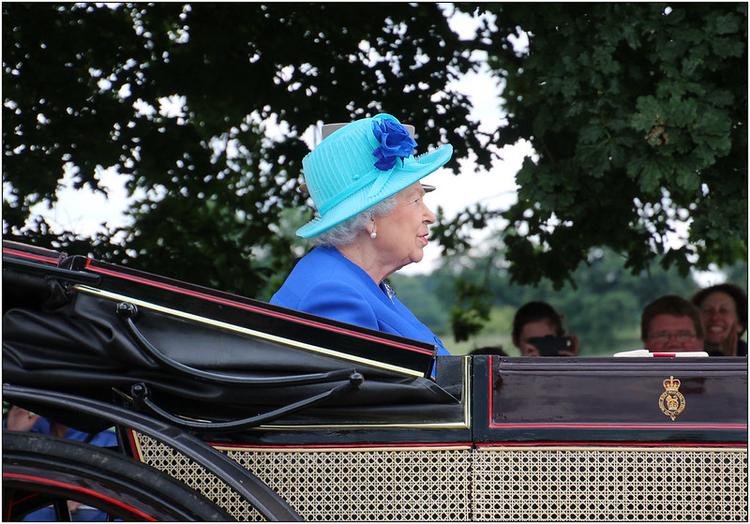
[658, 376, 685, 421]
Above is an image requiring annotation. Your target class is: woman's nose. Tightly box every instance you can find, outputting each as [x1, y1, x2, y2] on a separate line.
[424, 204, 436, 224]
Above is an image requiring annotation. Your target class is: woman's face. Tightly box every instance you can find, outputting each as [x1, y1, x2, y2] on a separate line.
[698, 291, 743, 346]
[374, 182, 435, 270]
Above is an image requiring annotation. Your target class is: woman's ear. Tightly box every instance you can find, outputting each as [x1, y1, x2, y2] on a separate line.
[367, 219, 377, 240]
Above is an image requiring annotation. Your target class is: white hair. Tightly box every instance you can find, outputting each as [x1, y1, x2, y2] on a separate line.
[311, 194, 399, 247]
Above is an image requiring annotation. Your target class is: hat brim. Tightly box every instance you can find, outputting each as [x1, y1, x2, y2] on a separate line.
[297, 144, 453, 239]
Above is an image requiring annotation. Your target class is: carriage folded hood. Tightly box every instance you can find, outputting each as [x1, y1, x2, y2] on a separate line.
[2, 243, 465, 434]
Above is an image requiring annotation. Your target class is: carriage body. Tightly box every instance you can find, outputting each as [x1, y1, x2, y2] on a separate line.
[3, 241, 747, 521]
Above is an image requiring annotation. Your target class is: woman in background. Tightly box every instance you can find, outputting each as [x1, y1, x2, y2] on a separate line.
[692, 283, 747, 356]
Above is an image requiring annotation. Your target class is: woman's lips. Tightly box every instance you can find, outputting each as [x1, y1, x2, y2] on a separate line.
[705, 324, 729, 343]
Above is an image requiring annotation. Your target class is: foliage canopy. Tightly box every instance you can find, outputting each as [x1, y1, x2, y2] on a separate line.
[459, 3, 747, 287]
[3, 2, 486, 296]
[3, 3, 747, 336]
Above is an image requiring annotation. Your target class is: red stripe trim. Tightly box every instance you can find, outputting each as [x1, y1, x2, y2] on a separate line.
[488, 422, 747, 429]
[476, 441, 748, 448]
[3, 473, 157, 521]
[212, 441, 746, 450]
[2, 248, 60, 264]
[209, 441, 472, 450]
[488, 355, 494, 424]
[486, 355, 745, 430]
[84, 260, 433, 355]
[126, 429, 142, 460]
[10, 493, 39, 506]
[5, 492, 39, 520]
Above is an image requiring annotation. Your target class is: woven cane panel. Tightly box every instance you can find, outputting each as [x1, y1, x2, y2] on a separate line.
[135, 434, 265, 521]
[473, 448, 748, 522]
[135, 432, 471, 521]
[226, 448, 472, 521]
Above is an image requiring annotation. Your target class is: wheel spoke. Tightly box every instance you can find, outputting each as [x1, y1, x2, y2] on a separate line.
[3, 431, 234, 521]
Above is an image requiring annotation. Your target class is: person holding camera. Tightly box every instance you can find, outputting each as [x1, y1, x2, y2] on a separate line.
[511, 301, 580, 357]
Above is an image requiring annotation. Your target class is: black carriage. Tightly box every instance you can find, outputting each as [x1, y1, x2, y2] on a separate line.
[2, 240, 747, 521]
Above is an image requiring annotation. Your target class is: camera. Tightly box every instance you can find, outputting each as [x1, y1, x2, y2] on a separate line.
[527, 335, 573, 356]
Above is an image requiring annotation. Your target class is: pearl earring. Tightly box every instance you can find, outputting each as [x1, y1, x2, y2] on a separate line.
[370, 231, 377, 239]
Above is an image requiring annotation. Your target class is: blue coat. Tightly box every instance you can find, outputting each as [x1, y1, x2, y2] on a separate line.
[271, 246, 449, 356]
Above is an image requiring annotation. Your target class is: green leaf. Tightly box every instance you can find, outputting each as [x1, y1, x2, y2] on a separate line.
[631, 96, 663, 132]
[675, 168, 699, 192]
[713, 13, 740, 35]
[639, 162, 663, 193]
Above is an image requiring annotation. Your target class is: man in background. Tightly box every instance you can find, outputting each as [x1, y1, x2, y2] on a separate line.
[641, 295, 704, 352]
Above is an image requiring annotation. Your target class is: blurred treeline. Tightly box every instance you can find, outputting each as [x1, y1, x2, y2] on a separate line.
[391, 248, 748, 356]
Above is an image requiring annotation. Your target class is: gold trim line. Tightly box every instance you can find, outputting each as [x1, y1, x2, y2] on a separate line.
[79, 286, 471, 431]
[462, 355, 471, 428]
[75, 285, 423, 378]
[260, 356, 471, 430]
[258, 421, 468, 430]
[476, 446, 748, 453]
[215, 445, 472, 453]
[128, 428, 145, 461]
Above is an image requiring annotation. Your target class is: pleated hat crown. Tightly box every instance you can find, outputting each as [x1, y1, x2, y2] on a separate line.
[297, 113, 452, 238]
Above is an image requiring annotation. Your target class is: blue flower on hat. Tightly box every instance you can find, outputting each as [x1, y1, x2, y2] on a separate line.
[372, 119, 417, 170]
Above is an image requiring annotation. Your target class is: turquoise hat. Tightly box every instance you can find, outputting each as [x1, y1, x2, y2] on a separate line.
[297, 113, 453, 238]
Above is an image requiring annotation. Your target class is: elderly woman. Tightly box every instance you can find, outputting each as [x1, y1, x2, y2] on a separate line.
[271, 113, 451, 356]
[691, 283, 747, 356]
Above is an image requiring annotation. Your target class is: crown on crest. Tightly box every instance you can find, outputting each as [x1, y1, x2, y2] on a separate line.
[663, 376, 681, 392]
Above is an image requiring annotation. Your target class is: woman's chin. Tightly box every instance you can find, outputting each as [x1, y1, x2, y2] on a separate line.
[705, 335, 727, 346]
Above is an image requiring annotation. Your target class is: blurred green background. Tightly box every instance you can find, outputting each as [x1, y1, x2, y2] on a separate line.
[391, 248, 747, 356]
